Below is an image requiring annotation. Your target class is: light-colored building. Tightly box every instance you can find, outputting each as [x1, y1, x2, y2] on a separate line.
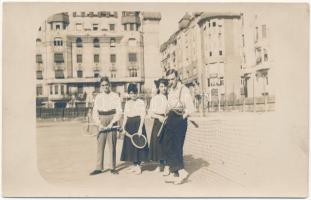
[36, 11, 161, 108]
[160, 12, 274, 108]
[240, 13, 274, 98]
[160, 12, 244, 103]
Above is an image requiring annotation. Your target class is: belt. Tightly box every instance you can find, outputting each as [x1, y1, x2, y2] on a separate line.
[98, 109, 116, 115]
[154, 113, 165, 116]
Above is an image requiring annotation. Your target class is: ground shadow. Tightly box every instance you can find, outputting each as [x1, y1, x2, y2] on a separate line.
[184, 154, 209, 176]
[115, 155, 209, 177]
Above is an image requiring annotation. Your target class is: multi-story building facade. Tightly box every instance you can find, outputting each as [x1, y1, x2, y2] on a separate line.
[240, 13, 274, 98]
[36, 11, 161, 108]
[160, 12, 274, 107]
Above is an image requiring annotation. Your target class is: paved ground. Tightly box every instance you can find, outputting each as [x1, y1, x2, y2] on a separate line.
[36, 111, 308, 197]
[36, 118, 247, 197]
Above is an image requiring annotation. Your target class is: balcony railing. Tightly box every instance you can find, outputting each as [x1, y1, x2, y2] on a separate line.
[54, 63, 65, 70]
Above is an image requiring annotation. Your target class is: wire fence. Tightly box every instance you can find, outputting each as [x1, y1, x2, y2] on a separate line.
[36, 95, 275, 119]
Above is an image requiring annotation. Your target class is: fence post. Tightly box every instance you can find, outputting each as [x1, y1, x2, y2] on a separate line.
[62, 108, 65, 121]
[253, 78, 256, 112]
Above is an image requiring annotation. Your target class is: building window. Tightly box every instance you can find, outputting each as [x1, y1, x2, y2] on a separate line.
[55, 70, 64, 79]
[36, 85, 43, 96]
[36, 38, 41, 45]
[130, 23, 134, 31]
[77, 54, 82, 63]
[60, 85, 65, 95]
[56, 24, 61, 30]
[262, 24, 267, 39]
[255, 27, 259, 42]
[54, 53, 64, 63]
[94, 71, 100, 78]
[77, 84, 83, 94]
[110, 38, 116, 47]
[209, 52, 212, 57]
[220, 77, 224, 86]
[207, 78, 210, 87]
[212, 22, 216, 27]
[128, 38, 136, 47]
[54, 37, 63, 46]
[110, 54, 116, 63]
[36, 54, 43, 63]
[76, 37, 83, 48]
[50, 85, 53, 95]
[77, 70, 83, 78]
[111, 71, 117, 78]
[219, 50, 222, 56]
[264, 49, 268, 61]
[109, 24, 115, 31]
[76, 23, 83, 31]
[128, 53, 137, 62]
[124, 24, 127, 31]
[242, 34, 245, 47]
[92, 24, 99, 31]
[94, 54, 100, 63]
[54, 85, 59, 95]
[129, 69, 137, 77]
[95, 84, 100, 93]
[93, 38, 100, 48]
[208, 22, 210, 27]
[36, 71, 43, 80]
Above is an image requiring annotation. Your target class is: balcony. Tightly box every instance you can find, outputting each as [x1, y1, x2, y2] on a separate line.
[36, 63, 44, 71]
[49, 94, 71, 101]
[54, 63, 65, 70]
[121, 15, 141, 25]
[110, 64, 117, 71]
[93, 66, 102, 71]
[128, 62, 138, 70]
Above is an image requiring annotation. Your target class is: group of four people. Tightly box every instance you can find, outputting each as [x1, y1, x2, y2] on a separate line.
[89, 69, 195, 185]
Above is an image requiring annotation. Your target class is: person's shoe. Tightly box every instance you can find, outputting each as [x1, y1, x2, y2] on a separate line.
[110, 169, 119, 175]
[135, 165, 142, 175]
[174, 169, 189, 185]
[163, 166, 170, 176]
[153, 166, 161, 173]
[164, 173, 177, 183]
[126, 165, 136, 173]
[89, 170, 102, 176]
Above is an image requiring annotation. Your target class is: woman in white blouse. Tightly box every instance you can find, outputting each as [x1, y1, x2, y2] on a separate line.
[120, 83, 149, 175]
[148, 78, 170, 175]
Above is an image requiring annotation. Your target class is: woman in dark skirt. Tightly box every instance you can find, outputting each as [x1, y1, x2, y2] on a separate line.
[148, 78, 169, 175]
[120, 83, 149, 175]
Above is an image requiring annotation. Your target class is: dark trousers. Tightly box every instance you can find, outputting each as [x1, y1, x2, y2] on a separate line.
[162, 111, 188, 172]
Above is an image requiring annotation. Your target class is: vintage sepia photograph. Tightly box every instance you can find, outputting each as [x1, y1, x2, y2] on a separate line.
[3, 2, 309, 197]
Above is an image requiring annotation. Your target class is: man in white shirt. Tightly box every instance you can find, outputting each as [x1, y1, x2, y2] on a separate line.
[90, 77, 122, 175]
[161, 69, 195, 184]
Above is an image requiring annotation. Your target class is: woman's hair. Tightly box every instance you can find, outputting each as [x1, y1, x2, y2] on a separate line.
[127, 83, 138, 94]
[154, 78, 168, 94]
[100, 76, 110, 84]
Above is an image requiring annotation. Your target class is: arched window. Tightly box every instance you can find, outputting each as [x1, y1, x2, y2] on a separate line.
[128, 38, 136, 47]
[54, 37, 63, 46]
[93, 38, 100, 48]
[36, 38, 41, 45]
[76, 37, 83, 48]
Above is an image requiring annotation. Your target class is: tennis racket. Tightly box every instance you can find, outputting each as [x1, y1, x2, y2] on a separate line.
[119, 128, 148, 149]
[157, 117, 199, 138]
[82, 123, 120, 137]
